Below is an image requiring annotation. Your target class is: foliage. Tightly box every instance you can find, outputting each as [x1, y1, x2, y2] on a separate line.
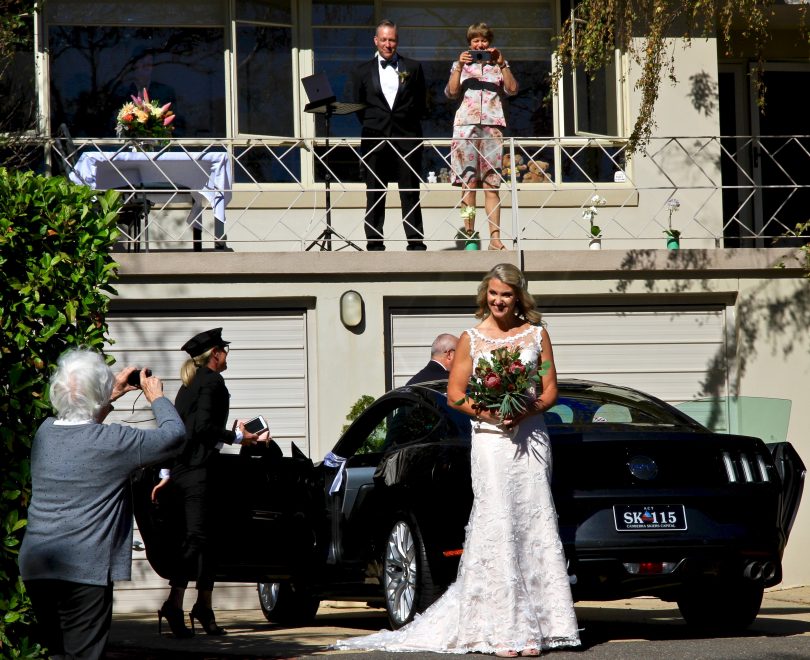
[342, 395, 387, 454]
[553, 0, 808, 152]
[455, 346, 550, 420]
[0, 168, 121, 655]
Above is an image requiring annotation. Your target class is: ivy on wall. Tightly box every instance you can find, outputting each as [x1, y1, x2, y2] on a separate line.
[553, 0, 808, 152]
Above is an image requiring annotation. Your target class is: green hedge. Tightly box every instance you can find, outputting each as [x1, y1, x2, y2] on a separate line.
[0, 168, 121, 657]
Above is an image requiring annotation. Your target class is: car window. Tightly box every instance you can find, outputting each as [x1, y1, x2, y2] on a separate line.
[383, 402, 445, 451]
[548, 392, 697, 429]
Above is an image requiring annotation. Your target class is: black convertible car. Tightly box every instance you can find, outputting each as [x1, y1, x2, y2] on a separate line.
[133, 380, 805, 632]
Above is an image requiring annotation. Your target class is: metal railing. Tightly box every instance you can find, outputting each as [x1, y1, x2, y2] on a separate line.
[39, 134, 810, 252]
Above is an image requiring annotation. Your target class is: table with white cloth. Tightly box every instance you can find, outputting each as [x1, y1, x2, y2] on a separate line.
[68, 150, 232, 239]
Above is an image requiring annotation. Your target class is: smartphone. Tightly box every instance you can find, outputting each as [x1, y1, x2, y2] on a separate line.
[126, 368, 152, 387]
[244, 415, 269, 435]
[467, 50, 492, 62]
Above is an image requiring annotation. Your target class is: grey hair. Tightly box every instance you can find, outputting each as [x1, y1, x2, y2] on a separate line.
[49, 348, 114, 421]
[430, 333, 458, 357]
[474, 263, 543, 324]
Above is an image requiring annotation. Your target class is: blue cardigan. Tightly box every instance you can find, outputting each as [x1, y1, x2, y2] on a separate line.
[19, 397, 185, 585]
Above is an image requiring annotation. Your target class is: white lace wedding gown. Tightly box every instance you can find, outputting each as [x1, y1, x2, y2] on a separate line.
[335, 324, 580, 654]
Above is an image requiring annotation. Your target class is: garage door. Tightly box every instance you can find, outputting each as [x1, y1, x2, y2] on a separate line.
[390, 306, 730, 405]
[106, 309, 309, 613]
[106, 310, 309, 456]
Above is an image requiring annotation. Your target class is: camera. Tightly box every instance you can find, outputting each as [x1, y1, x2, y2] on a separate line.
[467, 50, 492, 63]
[126, 368, 152, 387]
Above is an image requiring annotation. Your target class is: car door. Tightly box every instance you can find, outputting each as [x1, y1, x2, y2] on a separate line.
[768, 442, 806, 549]
[212, 442, 318, 581]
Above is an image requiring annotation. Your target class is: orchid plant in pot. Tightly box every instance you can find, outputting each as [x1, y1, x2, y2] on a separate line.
[583, 194, 606, 249]
[663, 198, 681, 249]
[456, 205, 480, 250]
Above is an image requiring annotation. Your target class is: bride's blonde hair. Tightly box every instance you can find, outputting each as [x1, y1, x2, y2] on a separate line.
[474, 263, 542, 324]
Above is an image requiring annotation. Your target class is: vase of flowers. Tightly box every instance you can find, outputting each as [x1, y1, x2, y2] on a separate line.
[664, 198, 681, 249]
[115, 88, 176, 148]
[454, 346, 550, 421]
[583, 194, 606, 249]
[456, 205, 480, 250]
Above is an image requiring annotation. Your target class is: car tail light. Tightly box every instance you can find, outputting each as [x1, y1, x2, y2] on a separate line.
[722, 451, 772, 484]
[622, 561, 677, 575]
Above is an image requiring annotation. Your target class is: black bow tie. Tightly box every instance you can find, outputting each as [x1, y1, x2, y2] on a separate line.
[380, 57, 398, 69]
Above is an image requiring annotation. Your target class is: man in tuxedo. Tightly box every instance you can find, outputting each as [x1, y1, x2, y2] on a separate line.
[352, 20, 427, 251]
[407, 333, 458, 385]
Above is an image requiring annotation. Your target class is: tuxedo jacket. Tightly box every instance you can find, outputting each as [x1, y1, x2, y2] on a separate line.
[406, 360, 449, 386]
[174, 365, 236, 469]
[351, 55, 426, 139]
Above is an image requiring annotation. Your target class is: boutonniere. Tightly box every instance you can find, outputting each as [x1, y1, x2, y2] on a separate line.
[398, 69, 410, 85]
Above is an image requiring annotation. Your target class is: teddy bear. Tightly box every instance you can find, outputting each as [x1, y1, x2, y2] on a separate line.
[501, 153, 527, 182]
[522, 159, 551, 183]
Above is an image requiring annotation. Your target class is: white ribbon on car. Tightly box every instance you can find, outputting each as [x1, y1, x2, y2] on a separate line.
[323, 451, 347, 495]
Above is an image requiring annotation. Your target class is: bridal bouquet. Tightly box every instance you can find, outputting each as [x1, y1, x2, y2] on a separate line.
[115, 88, 176, 139]
[455, 346, 549, 420]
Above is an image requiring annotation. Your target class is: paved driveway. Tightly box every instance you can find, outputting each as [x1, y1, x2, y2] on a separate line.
[106, 587, 810, 659]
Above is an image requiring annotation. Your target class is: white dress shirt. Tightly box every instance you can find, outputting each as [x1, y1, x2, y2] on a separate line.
[378, 54, 399, 109]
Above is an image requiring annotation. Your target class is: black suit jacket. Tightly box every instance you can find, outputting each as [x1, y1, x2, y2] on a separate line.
[406, 360, 448, 386]
[174, 365, 236, 468]
[351, 55, 426, 139]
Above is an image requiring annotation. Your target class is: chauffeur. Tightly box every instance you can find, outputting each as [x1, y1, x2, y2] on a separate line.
[155, 327, 264, 638]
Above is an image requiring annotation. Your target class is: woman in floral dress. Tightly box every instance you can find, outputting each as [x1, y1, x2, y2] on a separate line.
[446, 23, 519, 250]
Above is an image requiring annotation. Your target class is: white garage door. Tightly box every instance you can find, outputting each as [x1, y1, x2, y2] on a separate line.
[105, 309, 309, 613]
[106, 310, 309, 455]
[390, 306, 730, 405]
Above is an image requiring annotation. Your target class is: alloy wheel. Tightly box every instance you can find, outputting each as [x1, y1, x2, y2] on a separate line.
[384, 520, 418, 626]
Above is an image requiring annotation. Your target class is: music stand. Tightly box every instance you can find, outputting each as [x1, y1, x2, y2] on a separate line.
[303, 74, 365, 251]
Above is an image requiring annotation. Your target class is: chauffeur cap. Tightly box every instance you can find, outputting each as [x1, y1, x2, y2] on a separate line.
[181, 327, 230, 357]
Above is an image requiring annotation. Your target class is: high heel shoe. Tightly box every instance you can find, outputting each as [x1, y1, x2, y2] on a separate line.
[488, 242, 507, 250]
[190, 603, 227, 636]
[157, 601, 193, 638]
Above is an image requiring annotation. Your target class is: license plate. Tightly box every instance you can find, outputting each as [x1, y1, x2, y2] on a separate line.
[613, 504, 687, 532]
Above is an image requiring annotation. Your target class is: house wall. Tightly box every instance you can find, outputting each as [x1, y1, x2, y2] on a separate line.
[112, 247, 810, 601]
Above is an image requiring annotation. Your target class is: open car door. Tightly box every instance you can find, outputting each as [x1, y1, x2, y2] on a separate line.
[768, 442, 806, 552]
[132, 441, 318, 583]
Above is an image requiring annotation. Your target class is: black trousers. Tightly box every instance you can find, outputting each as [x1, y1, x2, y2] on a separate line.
[361, 137, 426, 250]
[168, 465, 215, 591]
[25, 579, 113, 660]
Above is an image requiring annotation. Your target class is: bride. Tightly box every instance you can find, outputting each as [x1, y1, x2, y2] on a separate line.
[336, 263, 580, 656]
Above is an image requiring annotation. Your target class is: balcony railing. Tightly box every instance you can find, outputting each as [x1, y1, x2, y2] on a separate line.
[39, 134, 810, 252]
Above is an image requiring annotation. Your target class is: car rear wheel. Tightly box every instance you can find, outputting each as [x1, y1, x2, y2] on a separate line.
[257, 582, 320, 625]
[383, 516, 438, 629]
[677, 579, 764, 631]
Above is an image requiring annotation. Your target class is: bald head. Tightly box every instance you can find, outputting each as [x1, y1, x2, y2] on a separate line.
[431, 333, 458, 371]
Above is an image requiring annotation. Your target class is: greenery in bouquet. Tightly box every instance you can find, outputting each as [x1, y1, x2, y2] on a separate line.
[455, 346, 550, 420]
[115, 88, 176, 139]
[456, 205, 480, 241]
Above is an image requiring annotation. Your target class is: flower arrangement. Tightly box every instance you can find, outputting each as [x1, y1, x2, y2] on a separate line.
[663, 197, 681, 239]
[582, 194, 607, 238]
[115, 88, 176, 139]
[455, 346, 550, 420]
[456, 205, 480, 245]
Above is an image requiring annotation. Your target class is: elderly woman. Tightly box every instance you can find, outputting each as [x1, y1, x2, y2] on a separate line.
[19, 348, 185, 659]
[446, 22, 519, 251]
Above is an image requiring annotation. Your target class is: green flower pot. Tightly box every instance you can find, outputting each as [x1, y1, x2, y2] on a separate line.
[464, 239, 481, 250]
[666, 237, 680, 250]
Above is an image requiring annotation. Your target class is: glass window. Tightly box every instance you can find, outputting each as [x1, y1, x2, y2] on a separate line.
[236, 24, 293, 136]
[48, 26, 225, 138]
